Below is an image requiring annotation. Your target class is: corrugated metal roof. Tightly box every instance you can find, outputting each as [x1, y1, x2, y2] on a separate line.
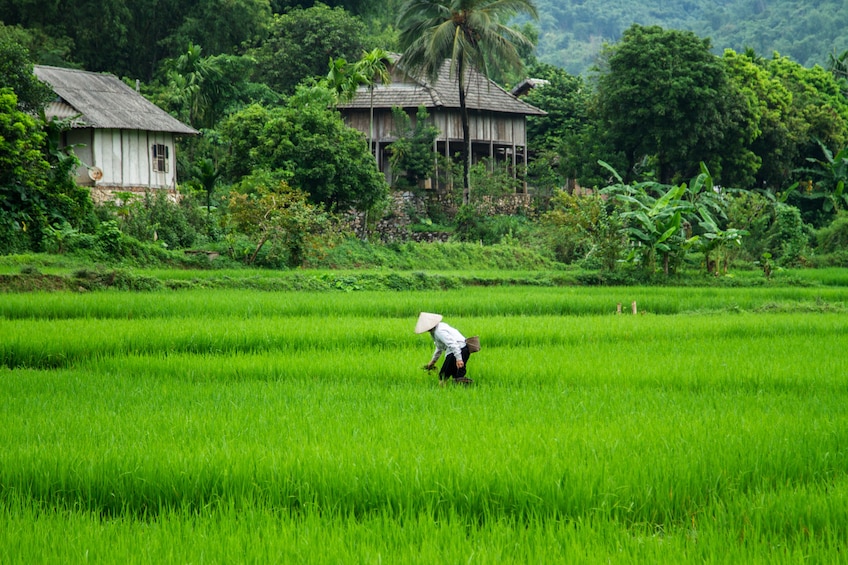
[34, 65, 199, 135]
[338, 59, 546, 116]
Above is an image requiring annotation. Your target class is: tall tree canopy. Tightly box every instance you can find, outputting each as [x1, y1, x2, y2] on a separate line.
[721, 49, 800, 190]
[397, 0, 538, 203]
[251, 4, 366, 95]
[0, 0, 272, 80]
[595, 24, 755, 185]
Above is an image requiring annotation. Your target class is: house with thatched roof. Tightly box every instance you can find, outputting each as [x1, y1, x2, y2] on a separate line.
[34, 65, 198, 202]
[337, 57, 545, 189]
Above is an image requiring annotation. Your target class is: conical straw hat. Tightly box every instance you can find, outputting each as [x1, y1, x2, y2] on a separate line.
[415, 312, 442, 334]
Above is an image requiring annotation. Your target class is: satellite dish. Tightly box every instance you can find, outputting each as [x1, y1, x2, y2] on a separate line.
[88, 166, 103, 181]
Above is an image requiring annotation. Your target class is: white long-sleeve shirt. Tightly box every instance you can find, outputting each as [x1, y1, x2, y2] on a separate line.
[429, 322, 466, 364]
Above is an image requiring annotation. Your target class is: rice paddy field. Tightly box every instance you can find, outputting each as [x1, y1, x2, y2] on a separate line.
[3, 282, 848, 563]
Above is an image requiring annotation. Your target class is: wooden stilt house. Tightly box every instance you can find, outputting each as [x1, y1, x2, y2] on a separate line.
[337, 57, 546, 190]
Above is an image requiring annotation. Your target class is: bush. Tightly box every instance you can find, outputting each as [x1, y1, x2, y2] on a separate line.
[816, 211, 848, 254]
[0, 210, 28, 254]
[725, 191, 775, 262]
[453, 206, 533, 245]
[767, 203, 809, 266]
[120, 190, 196, 250]
[540, 191, 624, 270]
[178, 189, 221, 243]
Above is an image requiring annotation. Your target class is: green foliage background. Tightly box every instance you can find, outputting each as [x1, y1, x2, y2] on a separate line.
[533, 0, 848, 75]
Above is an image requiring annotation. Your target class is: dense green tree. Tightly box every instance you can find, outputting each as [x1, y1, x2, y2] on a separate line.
[0, 41, 95, 253]
[0, 22, 73, 67]
[0, 88, 50, 251]
[0, 89, 93, 253]
[1, 0, 271, 80]
[163, 0, 271, 57]
[719, 48, 848, 194]
[6, 0, 848, 84]
[251, 4, 367, 95]
[397, 0, 538, 204]
[523, 63, 588, 155]
[519, 62, 603, 195]
[1, 0, 133, 74]
[766, 54, 848, 163]
[121, 0, 192, 80]
[66, 0, 133, 73]
[218, 104, 272, 182]
[595, 25, 755, 186]
[0, 38, 54, 113]
[721, 49, 801, 189]
[220, 85, 388, 213]
[269, 0, 383, 14]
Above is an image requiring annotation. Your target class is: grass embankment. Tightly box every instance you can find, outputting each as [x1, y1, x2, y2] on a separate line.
[2, 246, 844, 292]
[2, 286, 848, 562]
[0, 241, 565, 292]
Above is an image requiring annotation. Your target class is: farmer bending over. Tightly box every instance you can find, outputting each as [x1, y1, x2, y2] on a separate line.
[415, 312, 472, 385]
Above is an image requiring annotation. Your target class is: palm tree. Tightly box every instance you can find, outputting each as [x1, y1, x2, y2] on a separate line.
[397, 0, 538, 204]
[167, 43, 223, 129]
[354, 48, 393, 159]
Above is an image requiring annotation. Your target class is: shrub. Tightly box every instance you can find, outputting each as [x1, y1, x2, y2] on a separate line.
[816, 211, 848, 254]
[453, 206, 533, 245]
[120, 190, 196, 250]
[725, 191, 774, 262]
[767, 203, 809, 266]
[540, 191, 624, 270]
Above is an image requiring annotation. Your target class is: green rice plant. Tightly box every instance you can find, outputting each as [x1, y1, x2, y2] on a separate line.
[3, 287, 848, 562]
[3, 285, 848, 322]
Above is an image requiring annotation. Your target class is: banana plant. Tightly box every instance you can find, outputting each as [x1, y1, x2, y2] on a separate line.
[600, 161, 695, 275]
[600, 161, 746, 275]
[694, 212, 748, 275]
[796, 138, 848, 213]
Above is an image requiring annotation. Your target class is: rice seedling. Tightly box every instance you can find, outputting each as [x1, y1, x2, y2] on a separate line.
[2, 285, 848, 321]
[2, 285, 847, 562]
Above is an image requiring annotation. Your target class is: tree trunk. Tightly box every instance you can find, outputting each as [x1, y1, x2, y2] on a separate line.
[459, 88, 472, 205]
[249, 234, 269, 265]
[369, 86, 375, 159]
[458, 60, 471, 206]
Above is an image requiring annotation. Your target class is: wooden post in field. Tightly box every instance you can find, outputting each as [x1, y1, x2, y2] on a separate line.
[617, 303, 622, 314]
[632, 301, 637, 315]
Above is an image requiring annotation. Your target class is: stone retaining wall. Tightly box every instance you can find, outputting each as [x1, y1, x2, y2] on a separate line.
[347, 190, 534, 243]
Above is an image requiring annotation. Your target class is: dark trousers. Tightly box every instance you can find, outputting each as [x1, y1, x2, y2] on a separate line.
[439, 345, 470, 381]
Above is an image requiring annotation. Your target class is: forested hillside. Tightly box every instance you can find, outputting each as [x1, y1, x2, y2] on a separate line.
[1, 0, 845, 79]
[535, 0, 848, 74]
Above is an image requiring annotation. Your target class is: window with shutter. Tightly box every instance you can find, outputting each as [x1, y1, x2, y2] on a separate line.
[152, 144, 169, 173]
